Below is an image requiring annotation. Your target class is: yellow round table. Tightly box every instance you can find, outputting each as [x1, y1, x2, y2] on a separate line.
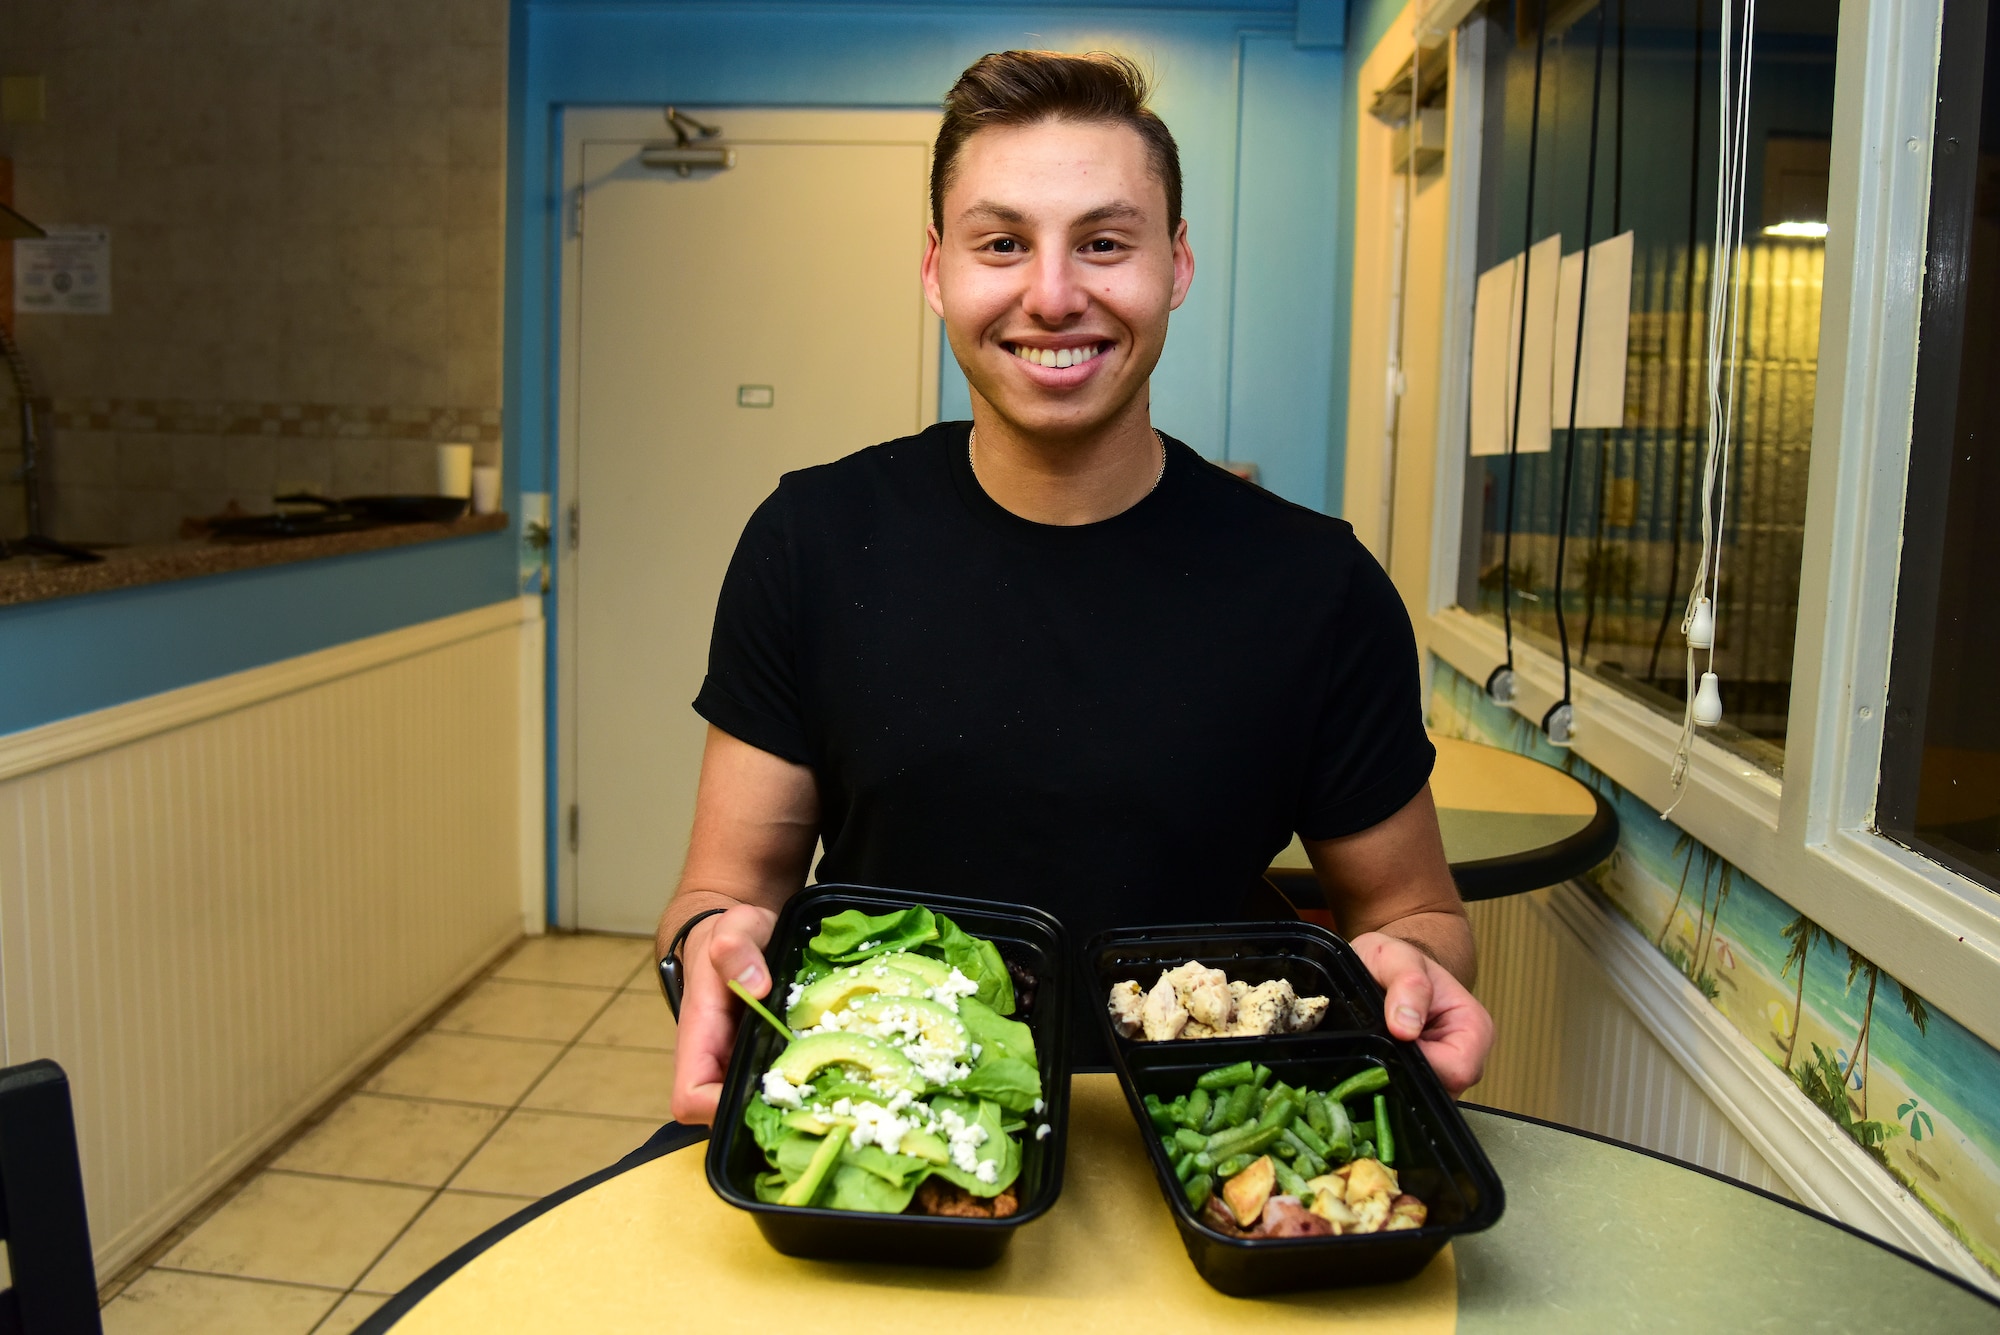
[358, 1075, 1996, 1333]
[1269, 734, 1617, 904]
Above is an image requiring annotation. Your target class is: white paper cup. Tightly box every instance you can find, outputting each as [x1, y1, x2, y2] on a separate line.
[470, 464, 501, 515]
[437, 443, 474, 499]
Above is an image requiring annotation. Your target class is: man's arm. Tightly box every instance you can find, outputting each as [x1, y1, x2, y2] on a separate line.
[1303, 784, 1493, 1096]
[657, 725, 819, 1125]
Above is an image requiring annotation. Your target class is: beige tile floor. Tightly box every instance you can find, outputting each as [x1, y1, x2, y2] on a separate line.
[100, 934, 673, 1335]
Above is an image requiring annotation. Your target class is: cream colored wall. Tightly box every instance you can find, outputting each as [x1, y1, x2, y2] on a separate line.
[1342, 5, 1454, 638]
[0, 599, 540, 1276]
[0, 0, 508, 544]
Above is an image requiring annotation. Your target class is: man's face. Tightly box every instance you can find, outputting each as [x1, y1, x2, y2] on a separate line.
[922, 119, 1194, 442]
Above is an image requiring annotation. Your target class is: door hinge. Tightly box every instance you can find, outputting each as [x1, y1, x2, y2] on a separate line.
[566, 502, 580, 552]
[568, 803, 580, 853]
[572, 187, 585, 238]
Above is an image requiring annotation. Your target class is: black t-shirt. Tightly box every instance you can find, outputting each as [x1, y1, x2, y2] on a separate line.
[694, 420, 1434, 955]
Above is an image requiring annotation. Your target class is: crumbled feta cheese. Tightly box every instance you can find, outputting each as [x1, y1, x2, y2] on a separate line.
[872, 965, 889, 977]
[831, 1097, 853, 1116]
[970, 1043, 982, 1060]
[938, 1107, 991, 1173]
[975, 1159, 999, 1184]
[859, 940, 879, 951]
[761, 1070, 807, 1109]
[786, 981, 805, 1011]
[1032, 1098, 1045, 1114]
[1035, 1123, 1052, 1141]
[847, 1100, 914, 1155]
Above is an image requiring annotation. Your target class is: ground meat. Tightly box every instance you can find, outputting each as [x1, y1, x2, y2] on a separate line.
[910, 1179, 1020, 1218]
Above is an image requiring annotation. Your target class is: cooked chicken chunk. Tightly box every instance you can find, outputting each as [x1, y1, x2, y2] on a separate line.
[1163, 960, 1233, 1030]
[1226, 979, 1299, 1036]
[1141, 974, 1189, 1041]
[1107, 980, 1146, 1039]
[1286, 993, 1329, 1033]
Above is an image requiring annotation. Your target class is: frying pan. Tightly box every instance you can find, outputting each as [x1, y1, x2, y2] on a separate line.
[276, 492, 469, 524]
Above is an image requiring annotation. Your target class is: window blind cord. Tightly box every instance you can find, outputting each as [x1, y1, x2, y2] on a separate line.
[1547, 0, 1612, 745]
[1580, 0, 1627, 668]
[1381, 38, 1421, 568]
[1666, 0, 1756, 810]
[1489, 0, 1552, 706]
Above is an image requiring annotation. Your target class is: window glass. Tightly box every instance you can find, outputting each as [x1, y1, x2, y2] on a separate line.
[1456, 0, 1840, 776]
[1879, 0, 2000, 891]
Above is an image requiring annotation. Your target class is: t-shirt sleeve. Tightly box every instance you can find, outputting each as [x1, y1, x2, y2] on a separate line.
[691, 487, 814, 766]
[1294, 548, 1437, 841]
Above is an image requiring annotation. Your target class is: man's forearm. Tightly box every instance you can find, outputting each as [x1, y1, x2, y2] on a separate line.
[1372, 909, 1476, 988]
[655, 886, 756, 961]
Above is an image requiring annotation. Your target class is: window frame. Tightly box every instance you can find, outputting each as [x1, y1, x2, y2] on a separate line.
[1423, 0, 2000, 1050]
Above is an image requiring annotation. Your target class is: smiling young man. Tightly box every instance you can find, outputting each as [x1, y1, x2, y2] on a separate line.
[658, 51, 1493, 1123]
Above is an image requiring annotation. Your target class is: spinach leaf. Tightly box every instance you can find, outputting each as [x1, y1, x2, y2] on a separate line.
[955, 1056, 1042, 1113]
[744, 1096, 792, 1159]
[810, 907, 937, 963]
[959, 997, 1035, 1066]
[824, 1163, 920, 1213]
[839, 1142, 930, 1187]
[792, 947, 838, 986]
[924, 914, 1016, 1014]
[925, 1099, 1020, 1196]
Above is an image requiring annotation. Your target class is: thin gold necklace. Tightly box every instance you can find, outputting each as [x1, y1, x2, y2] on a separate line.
[968, 426, 1168, 494]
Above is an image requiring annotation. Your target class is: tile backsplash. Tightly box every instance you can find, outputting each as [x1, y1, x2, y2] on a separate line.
[0, 0, 508, 546]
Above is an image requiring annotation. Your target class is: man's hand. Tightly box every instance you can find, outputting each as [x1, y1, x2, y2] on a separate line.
[669, 903, 779, 1125]
[657, 725, 820, 1126]
[1349, 930, 1493, 1097]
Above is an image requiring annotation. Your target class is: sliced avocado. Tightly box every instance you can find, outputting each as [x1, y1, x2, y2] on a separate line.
[769, 1031, 924, 1094]
[844, 995, 969, 1057]
[786, 962, 930, 1028]
[781, 1109, 840, 1135]
[874, 951, 950, 986]
[899, 1128, 950, 1165]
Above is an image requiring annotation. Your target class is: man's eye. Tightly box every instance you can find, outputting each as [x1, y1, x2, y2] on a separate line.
[989, 238, 1021, 253]
[1086, 238, 1122, 254]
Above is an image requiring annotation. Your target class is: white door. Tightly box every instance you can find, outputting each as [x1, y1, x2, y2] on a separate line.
[562, 109, 939, 933]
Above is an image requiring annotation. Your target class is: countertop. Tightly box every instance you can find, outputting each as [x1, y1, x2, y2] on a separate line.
[0, 513, 509, 608]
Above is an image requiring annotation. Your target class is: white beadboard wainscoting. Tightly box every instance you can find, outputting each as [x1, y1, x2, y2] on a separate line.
[1469, 883, 1996, 1293]
[0, 596, 546, 1279]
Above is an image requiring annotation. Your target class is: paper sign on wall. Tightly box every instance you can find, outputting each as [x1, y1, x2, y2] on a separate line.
[1552, 230, 1635, 430]
[1469, 234, 1560, 456]
[14, 225, 112, 315]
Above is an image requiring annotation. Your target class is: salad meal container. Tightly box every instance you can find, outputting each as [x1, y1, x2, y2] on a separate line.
[1085, 922, 1504, 1295]
[707, 884, 1072, 1268]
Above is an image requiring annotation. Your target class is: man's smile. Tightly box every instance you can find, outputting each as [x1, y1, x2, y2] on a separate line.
[1001, 339, 1113, 374]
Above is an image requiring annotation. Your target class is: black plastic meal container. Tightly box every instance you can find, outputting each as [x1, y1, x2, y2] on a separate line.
[706, 884, 1071, 1268]
[1085, 922, 1504, 1295]
[1085, 920, 1385, 1048]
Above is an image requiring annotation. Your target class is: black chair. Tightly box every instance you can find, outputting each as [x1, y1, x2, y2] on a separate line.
[0, 1060, 102, 1335]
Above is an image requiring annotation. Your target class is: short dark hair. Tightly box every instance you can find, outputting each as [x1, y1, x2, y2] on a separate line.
[931, 50, 1183, 235]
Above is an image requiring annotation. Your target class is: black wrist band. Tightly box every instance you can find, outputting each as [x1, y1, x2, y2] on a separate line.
[658, 907, 729, 1021]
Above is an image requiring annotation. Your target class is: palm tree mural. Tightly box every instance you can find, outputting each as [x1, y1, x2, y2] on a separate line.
[1658, 831, 1698, 948]
[1841, 949, 1932, 1120]
[1779, 913, 1830, 1073]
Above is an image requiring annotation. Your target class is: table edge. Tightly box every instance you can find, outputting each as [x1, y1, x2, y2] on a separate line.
[1459, 1102, 2000, 1309]
[1452, 786, 1621, 902]
[355, 1121, 710, 1334]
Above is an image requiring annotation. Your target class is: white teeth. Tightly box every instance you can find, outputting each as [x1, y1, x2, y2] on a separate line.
[1013, 343, 1102, 369]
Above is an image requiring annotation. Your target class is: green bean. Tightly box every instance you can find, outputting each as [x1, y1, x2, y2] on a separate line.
[1184, 1087, 1211, 1130]
[1290, 1116, 1331, 1159]
[1202, 1090, 1231, 1134]
[1329, 1066, 1390, 1105]
[1255, 1094, 1298, 1132]
[1196, 1061, 1256, 1091]
[1303, 1093, 1333, 1138]
[1252, 1064, 1273, 1089]
[1273, 1158, 1311, 1200]
[1273, 1141, 1297, 1161]
[1375, 1093, 1395, 1166]
[1173, 1127, 1208, 1154]
[1353, 1138, 1377, 1161]
[1353, 1120, 1375, 1144]
[1214, 1153, 1253, 1179]
[1145, 1096, 1175, 1132]
[1169, 1094, 1189, 1125]
[1324, 1094, 1354, 1160]
[1185, 1173, 1213, 1211]
[1174, 1152, 1198, 1183]
[1223, 1082, 1256, 1129]
[1204, 1122, 1258, 1156]
[1280, 1128, 1327, 1178]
